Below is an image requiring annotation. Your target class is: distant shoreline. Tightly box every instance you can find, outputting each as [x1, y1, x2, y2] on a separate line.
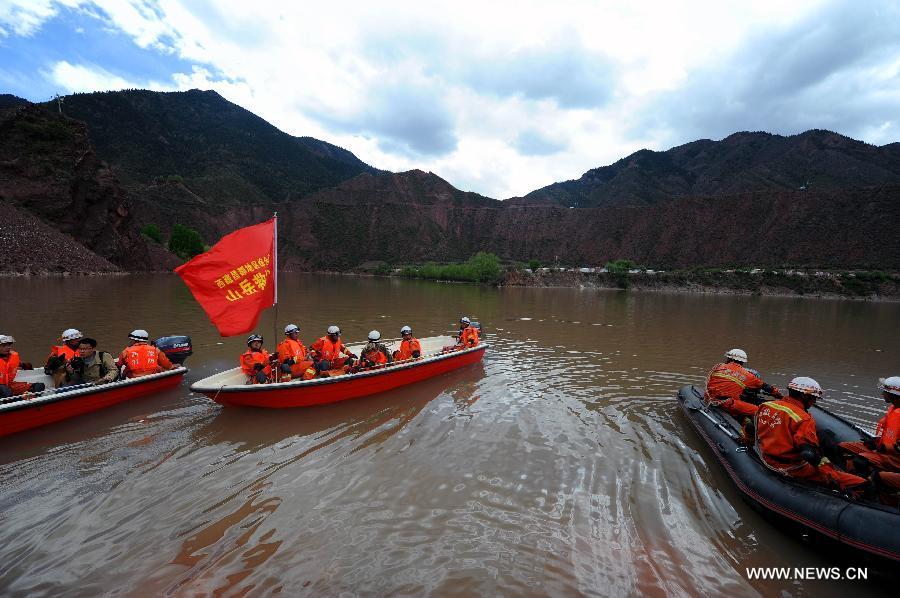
[4, 268, 899, 302]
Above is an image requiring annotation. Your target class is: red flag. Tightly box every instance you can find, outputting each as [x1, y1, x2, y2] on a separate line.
[175, 218, 276, 337]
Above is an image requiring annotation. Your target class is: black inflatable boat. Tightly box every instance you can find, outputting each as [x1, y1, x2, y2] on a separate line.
[677, 384, 900, 563]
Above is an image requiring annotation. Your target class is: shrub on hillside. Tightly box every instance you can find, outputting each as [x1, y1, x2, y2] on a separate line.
[141, 223, 162, 243]
[168, 224, 204, 260]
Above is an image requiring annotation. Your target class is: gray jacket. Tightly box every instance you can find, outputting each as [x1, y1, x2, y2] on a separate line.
[66, 351, 118, 385]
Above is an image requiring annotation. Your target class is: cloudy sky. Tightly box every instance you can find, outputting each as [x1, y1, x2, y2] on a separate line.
[1, 0, 899, 198]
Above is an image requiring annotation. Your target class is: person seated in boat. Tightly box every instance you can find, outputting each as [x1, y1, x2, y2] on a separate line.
[456, 317, 479, 349]
[0, 334, 46, 398]
[276, 324, 315, 381]
[241, 334, 274, 384]
[359, 330, 393, 370]
[116, 329, 176, 379]
[45, 328, 84, 387]
[310, 325, 357, 373]
[838, 376, 900, 480]
[61, 338, 118, 386]
[704, 349, 781, 419]
[393, 326, 422, 361]
[755, 377, 868, 494]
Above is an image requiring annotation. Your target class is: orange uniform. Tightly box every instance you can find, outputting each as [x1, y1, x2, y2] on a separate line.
[48, 344, 78, 362]
[0, 350, 32, 395]
[394, 338, 422, 361]
[241, 349, 272, 381]
[118, 344, 175, 378]
[361, 346, 388, 367]
[458, 326, 479, 348]
[705, 362, 765, 417]
[310, 336, 352, 368]
[276, 338, 314, 378]
[839, 405, 900, 472]
[755, 397, 865, 490]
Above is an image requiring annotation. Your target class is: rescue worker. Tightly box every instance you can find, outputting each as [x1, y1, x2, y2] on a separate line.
[838, 376, 900, 476]
[117, 329, 176, 379]
[0, 335, 46, 398]
[393, 325, 422, 361]
[755, 376, 867, 493]
[276, 324, 315, 381]
[310, 325, 357, 372]
[62, 338, 118, 386]
[705, 349, 781, 418]
[456, 316, 479, 349]
[45, 328, 83, 387]
[359, 330, 393, 369]
[241, 334, 273, 384]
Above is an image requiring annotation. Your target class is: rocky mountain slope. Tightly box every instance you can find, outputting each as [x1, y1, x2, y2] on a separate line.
[3, 88, 899, 274]
[518, 130, 900, 207]
[0, 104, 179, 271]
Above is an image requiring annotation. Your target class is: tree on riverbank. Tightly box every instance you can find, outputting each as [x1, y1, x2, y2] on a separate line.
[401, 252, 503, 284]
[168, 224, 204, 260]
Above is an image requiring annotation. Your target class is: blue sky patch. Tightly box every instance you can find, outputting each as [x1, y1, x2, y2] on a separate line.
[0, 6, 196, 101]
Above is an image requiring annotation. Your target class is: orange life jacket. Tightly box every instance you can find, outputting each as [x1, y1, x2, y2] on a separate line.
[755, 397, 819, 469]
[705, 362, 764, 404]
[311, 336, 346, 362]
[0, 351, 20, 386]
[120, 343, 171, 377]
[47, 344, 78, 366]
[459, 326, 479, 347]
[277, 338, 307, 362]
[395, 338, 422, 360]
[877, 405, 900, 453]
[362, 347, 388, 366]
[241, 349, 272, 378]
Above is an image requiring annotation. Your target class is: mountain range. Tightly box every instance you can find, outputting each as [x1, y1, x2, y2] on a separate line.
[1, 89, 898, 273]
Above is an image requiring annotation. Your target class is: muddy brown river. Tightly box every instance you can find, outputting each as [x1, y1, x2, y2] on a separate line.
[1, 274, 898, 596]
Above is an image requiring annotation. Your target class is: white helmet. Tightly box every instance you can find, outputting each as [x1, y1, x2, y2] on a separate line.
[284, 324, 300, 335]
[246, 333, 263, 346]
[327, 325, 340, 335]
[880, 376, 900, 397]
[0, 334, 14, 344]
[62, 328, 83, 342]
[129, 329, 150, 342]
[460, 316, 470, 325]
[368, 330, 381, 341]
[788, 376, 823, 398]
[725, 348, 748, 363]
[400, 325, 412, 335]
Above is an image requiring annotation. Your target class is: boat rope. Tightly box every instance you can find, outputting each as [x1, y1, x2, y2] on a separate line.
[212, 384, 226, 403]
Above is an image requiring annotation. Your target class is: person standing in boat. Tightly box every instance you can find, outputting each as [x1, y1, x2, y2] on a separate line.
[241, 334, 273, 384]
[704, 349, 781, 418]
[456, 317, 479, 349]
[393, 326, 422, 361]
[359, 330, 392, 369]
[838, 376, 900, 479]
[276, 324, 315, 381]
[117, 330, 176, 378]
[755, 377, 868, 493]
[45, 328, 84, 387]
[310, 326, 357, 372]
[61, 338, 118, 386]
[0, 335, 46, 398]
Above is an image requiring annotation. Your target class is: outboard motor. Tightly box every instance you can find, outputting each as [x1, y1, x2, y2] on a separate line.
[154, 336, 193, 365]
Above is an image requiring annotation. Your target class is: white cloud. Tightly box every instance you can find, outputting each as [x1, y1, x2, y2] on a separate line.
[7, 0, 900, 198]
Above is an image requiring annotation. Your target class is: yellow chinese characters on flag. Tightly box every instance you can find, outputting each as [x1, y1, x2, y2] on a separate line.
[175, 219, 275, 336]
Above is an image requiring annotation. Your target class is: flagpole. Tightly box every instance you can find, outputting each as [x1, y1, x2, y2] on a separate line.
[272, 212, 278, 347]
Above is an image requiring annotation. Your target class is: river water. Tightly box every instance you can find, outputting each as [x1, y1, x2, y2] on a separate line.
[1, 274, 898, 596]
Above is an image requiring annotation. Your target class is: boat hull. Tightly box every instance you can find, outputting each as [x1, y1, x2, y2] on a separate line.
[677, 384, 900, 563]
[197, 345, 487, 408]
[0, 369, 186, 438]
